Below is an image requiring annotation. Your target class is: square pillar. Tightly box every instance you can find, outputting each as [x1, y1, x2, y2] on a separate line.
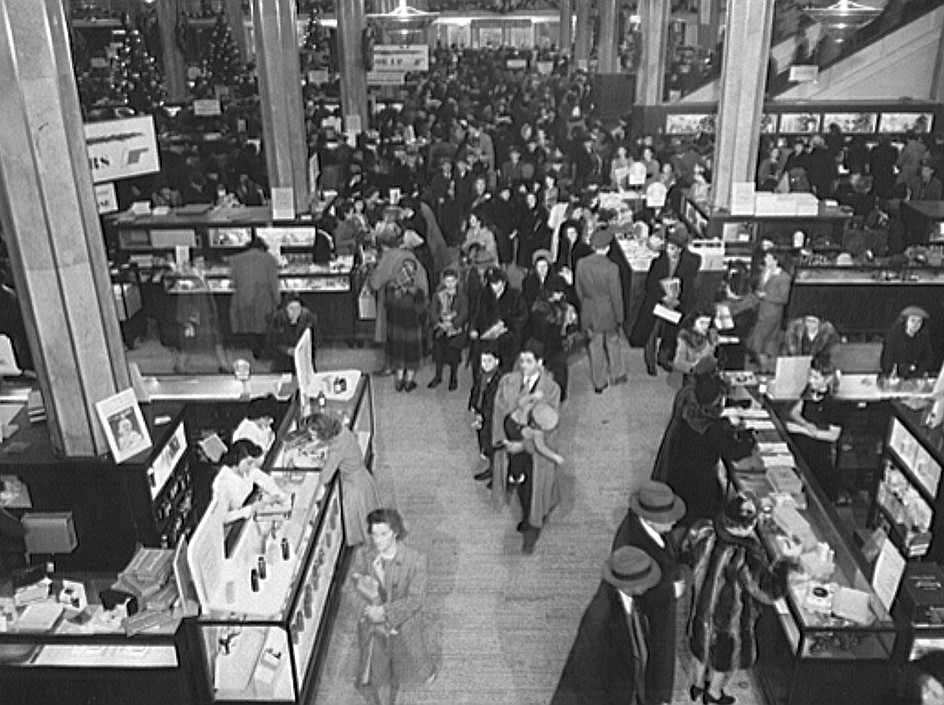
[598, 0, 618, 73]
[711, 0, 775, 211]
[155, 0, 187, 102]
[336, 0, 369, 133]
[253, 0, 308, 211]
[559, 0, 573, 54]
[637, 0, 670, 105]
[573, 0, 592, 65]
[0, 0, 130, 457]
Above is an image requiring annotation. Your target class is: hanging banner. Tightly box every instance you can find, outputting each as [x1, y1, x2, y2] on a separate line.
[84, 116, 160, 184]
[367, 71, 406, 85]
[371, 44, 429, 72]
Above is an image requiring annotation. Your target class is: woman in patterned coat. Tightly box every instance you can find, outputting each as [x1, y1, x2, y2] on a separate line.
[684, 494, 792, 705]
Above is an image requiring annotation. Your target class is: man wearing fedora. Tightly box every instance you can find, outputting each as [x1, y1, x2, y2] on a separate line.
[551, 546, 660, 705]
[612, 482, 688, 705]
[575, 225, 627, 394]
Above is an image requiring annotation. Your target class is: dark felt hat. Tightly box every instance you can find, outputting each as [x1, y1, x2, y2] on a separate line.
[666, 222, 690, 248]
[602, 547, 662, 595]
[629, 481, 686, 525]
[590, 226, 614, 249]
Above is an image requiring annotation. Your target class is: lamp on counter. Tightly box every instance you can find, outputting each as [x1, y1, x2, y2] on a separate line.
[804, 0, 884, 41]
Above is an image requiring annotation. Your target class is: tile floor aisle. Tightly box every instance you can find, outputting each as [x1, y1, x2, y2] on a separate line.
[128, 338, 766, 705]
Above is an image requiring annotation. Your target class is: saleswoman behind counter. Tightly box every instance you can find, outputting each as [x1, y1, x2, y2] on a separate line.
[212, 440, 288, 524]
[880, 306, 936, 379]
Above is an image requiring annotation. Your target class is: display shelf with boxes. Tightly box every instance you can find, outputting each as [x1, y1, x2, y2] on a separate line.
[189, 372, 372, 703]
[872, 401, 944, 563]
[0, 548, 205, 705]
[723, 395, 899, 705]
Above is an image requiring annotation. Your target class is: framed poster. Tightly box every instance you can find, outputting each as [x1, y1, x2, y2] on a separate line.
[822, 112, 878, 134]
[779, 112, 821, 134]
[84, 116, 160, 184]
[95, 388, 152, 463]
[878, 112, 934, 134]
[665, 113, 715, 134]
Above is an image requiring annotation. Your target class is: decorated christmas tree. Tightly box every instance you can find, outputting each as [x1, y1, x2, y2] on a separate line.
[302, 8, 330, 71]
[204, 13, 242, 90]
[112, 28, 166, 114]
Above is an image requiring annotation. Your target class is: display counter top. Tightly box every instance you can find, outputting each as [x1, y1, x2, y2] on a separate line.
[834, 374, 936, 403]
[139, 374, 296, 403]
[723, 391, 896, 659]
[116, 206, 284, 228]
[795, 266, 944, 285]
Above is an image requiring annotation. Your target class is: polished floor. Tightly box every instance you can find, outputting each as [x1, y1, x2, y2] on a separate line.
[130, 338, 766, 705]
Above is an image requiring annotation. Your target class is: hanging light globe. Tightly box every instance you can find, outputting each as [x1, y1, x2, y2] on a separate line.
[366, 0, 439, 39]
[804, 0, 884, 41]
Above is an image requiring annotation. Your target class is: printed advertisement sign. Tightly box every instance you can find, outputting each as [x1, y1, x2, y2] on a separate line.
[84, 116, 160, 184]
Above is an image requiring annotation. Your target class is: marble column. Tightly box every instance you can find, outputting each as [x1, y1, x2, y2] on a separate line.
[597, 0, 618, 73]
[0, 0, 130, 457]
[637, 0, 670, 104]
[226, 0, 248, 61]
[336, 0, 369, 133]
[155, 0, 187, 102]
[252, 0, 308, 211]
[558, 0, 573, 55]
[932, 18, 944, 101]
[573, 0, 592, 66]
[712, 0, 775, 211]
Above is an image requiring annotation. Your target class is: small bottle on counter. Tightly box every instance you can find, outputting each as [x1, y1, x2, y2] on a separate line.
[281, 537, 290, 561]
[225, 580, 235, 604]
[258, 555, 267, 580]
[250, 568, 260, 592]
[316, 391, 326, 410]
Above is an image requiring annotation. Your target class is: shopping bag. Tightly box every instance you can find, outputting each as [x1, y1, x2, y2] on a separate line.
[358, 285, 377, 320]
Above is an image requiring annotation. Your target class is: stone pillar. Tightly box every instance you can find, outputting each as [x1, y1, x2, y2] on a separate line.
[0, 0, 130, 457]
[573, 0, 592, 66]
[558, 0, 573, 55]
[597, 0, 618, 73]
[155, 0, 187, 102]
[226, 0, 248, 61]
[336, 0, 369, 133]
[252, 0, 308, 211]
[712, 0, 775, 211]
[932, 18, 944, 101]
[637, 0, 670, 104]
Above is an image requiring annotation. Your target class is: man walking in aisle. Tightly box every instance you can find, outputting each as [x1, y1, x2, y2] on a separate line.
[575, 226, 626, 393]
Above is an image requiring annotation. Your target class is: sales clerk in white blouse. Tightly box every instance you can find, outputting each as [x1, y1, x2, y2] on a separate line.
[212, 440, 287, 524]
[231, 396, 278, 454]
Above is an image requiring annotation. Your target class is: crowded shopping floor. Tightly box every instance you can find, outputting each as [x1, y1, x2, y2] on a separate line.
[4, 0, 944, 705]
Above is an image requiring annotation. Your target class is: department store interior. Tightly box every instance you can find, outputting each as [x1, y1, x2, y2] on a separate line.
[2, 0, 944, 704]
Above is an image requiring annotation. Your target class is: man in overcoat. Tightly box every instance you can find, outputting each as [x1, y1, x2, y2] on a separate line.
[551, 546, 661, 705]
[612, 481, 688, 705]
[491, 342, 561, 553]
[228, 237, 280, 357]
[575, 225, 626, 393]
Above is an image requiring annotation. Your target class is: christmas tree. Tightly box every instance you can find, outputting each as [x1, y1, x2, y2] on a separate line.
[112, 28, 166, 114]
[302, 8, 330, 71]
[204, 13, 242, 90]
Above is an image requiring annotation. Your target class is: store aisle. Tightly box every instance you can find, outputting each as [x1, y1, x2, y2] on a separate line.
[306, 345, 767, 705]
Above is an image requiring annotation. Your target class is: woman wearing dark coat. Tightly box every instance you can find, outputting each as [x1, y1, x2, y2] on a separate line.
[551, 547, 662, 705]
[652, 370, 752, 523]
[471, 267, 528, 373]
[880, 306, 936, 379]
[515, 192, 552, 270]
[527, 274, 575, 402]
[683, 494, 792, 704]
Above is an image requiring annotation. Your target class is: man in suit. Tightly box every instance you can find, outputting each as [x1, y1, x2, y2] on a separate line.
[629, 223, 702, 376]
[551, 547, 661, 705]
[576, 226, 626, 393]
[228, 236, 281, 358]
[612, 482, 688, 705]
[491, 342, 562, 553]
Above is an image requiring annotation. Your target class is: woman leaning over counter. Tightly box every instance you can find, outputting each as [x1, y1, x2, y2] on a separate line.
[212, 439, 287, 524]
[287, 412, 382, 547]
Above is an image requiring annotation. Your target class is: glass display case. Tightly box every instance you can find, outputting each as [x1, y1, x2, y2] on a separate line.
[190, 373, 372, 704]
[0, 574, 198, 705]
[874, 402, 944, 563]
[724, 395, 899, 704]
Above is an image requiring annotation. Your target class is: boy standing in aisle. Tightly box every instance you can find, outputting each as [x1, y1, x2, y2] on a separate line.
[469, 346, 501, 485]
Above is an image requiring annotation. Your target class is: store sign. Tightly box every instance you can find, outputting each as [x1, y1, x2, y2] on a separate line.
[94, 182, 118, 214]
[193, 98, 222, 116]
[372, 44, 429, 72]
[506, 58, 527, 69]
[84, 116, 160, 184]
[367, 71, 406, 85]
[789, 64, 818, 82]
